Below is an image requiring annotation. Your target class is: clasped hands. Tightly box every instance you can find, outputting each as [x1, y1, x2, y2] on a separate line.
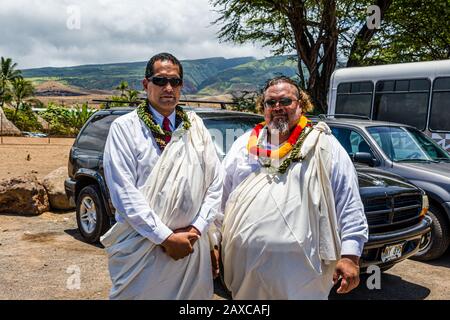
[160, 225, 220, 279]
[160, 225, 200, 261]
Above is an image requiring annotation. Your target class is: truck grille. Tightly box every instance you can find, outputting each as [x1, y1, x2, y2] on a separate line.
[364, 193, 422, 233]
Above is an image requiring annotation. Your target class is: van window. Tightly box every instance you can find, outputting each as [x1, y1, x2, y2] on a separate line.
[429, 77, 450, 131]
[373, 79, 430, 130]
[335, 81, 373, 117]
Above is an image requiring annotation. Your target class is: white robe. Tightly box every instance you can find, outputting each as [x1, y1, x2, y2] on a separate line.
[220, 122, 368, 299]
[101, 111, 222, 299]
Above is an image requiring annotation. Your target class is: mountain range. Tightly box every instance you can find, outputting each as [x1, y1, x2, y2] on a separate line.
[22, 55, 300, 95]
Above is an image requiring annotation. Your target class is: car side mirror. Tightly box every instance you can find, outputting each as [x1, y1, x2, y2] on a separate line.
[353, 152, 378, 167]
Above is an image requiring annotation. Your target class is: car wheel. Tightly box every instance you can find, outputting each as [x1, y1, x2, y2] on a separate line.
[413, 205, 450, 261]
[76, 185, 110, 243]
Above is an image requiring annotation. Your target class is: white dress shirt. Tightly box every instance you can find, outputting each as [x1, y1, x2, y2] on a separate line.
[221, 130, 369, 257]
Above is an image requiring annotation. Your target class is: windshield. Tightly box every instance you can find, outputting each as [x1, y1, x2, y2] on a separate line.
[203, 117, 262, 159]
[366, 126, 450, 162]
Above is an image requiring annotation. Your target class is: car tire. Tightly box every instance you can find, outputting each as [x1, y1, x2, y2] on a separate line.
[76, 185, 110, 243]
[413, 205, 450, 261]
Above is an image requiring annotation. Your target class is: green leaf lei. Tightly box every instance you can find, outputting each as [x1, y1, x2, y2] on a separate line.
[276, 126, 314, 174]
[137, 102, 191, 151]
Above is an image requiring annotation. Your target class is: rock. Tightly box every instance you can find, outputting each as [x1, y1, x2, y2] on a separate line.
[42, 167, 74, 211]
[0, 175, 50, 215]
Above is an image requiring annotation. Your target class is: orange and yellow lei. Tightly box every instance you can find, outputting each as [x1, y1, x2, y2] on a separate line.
[247, 116, 311, 159]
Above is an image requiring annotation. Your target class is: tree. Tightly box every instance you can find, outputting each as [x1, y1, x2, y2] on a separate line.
[211, 0, 449, 112]
[115, 81, 129, 97]
[10, 78, 35, 122]
[39, 103, 95, 135]
[0, 57, 22, 109]
[354, 0, 450, 65]
[230, 90, 259, 113]
[123, 89, 141, 106]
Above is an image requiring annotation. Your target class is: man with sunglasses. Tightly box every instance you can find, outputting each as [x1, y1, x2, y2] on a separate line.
[101, 53, 223, 299]
[216, 76, 368, 299]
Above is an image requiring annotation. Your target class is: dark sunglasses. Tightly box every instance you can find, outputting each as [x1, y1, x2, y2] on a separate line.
[148, 76, 183, 87]
[264, 97, 298, 108]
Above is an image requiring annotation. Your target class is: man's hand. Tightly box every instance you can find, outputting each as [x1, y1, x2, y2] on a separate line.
[210, 247, 220, 279]
[333, 255, 360, 294]
[161, 232, 199, 260]
[174, 225, 201, 246]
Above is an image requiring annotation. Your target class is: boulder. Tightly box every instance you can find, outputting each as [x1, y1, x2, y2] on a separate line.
[42, 167, 74, 210]
[0, 175, 50, 215]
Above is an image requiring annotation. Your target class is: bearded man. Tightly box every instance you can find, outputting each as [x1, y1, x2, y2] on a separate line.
[100, 53, 223, 299]
[218, 76, 369, 299]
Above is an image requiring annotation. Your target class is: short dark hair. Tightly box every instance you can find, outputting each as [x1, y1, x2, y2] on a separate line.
[260, 75, 314, 113]
[145, 52, 183, 79]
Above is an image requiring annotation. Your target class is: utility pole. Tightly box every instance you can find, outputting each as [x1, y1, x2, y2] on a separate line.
[1, 112, 3, 144]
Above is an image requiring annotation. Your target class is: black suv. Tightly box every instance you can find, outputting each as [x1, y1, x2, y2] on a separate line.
[65, 107, 431, 271]
[320, 116, 450, 261]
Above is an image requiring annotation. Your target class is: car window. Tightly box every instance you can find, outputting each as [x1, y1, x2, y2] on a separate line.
[203, 117, 262, 158]
[407, 127, 450, 160]
[76, 113, 121, 152]
[330, 126, 373, 156]
[370, 127, 427, 161]
[366, 126, 450, 161]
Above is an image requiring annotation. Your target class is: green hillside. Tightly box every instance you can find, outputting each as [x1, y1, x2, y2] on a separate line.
[22, 56, 299, 95]
[197, 55, 299, 95]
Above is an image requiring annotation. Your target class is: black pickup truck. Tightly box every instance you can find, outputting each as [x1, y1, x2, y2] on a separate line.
[64, 107, 431, 271]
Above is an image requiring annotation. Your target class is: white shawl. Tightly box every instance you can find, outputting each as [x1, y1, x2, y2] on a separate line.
[221, 122, 341, 299]
[100, 112, 217, 300]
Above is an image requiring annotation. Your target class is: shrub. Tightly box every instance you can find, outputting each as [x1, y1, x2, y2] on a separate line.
[39, 102, 95, 136]
[3, 104, 43, 132]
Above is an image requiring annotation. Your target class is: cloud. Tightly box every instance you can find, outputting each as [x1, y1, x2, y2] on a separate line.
[0, 0, 271, 69]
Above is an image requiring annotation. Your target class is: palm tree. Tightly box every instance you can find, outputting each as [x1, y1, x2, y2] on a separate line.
[10, 78, 35, 122]
[115, 81, 129, 97]
[124, 89, 141, 106]
[66, 103, 95, 134]
[0, 57, 22, 108]
[0, 81, 12, 106]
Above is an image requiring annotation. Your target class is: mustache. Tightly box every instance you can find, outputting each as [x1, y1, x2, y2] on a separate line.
[270, 111, 287, 118]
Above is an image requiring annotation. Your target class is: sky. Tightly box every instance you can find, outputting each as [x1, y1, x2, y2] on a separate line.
[0, 0, 271, 69]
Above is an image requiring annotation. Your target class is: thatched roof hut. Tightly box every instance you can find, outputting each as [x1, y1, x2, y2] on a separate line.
[0, 107, 21, 135]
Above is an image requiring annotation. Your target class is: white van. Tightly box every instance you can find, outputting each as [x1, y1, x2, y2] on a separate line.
[327, 60, 450, 152]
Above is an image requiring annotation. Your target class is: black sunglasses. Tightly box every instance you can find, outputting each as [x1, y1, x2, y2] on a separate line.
[264, 97, 298, 108]
[148, 76, 183, 87]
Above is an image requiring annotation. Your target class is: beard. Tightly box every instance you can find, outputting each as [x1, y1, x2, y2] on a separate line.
[268, 116, 290, 136]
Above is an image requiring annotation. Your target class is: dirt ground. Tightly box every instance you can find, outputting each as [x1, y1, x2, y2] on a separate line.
[0, 139, 449, 300]
[0, 137, 74, 180]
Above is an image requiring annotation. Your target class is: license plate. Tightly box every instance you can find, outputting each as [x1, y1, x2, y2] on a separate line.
[381, 243, 404, 263]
